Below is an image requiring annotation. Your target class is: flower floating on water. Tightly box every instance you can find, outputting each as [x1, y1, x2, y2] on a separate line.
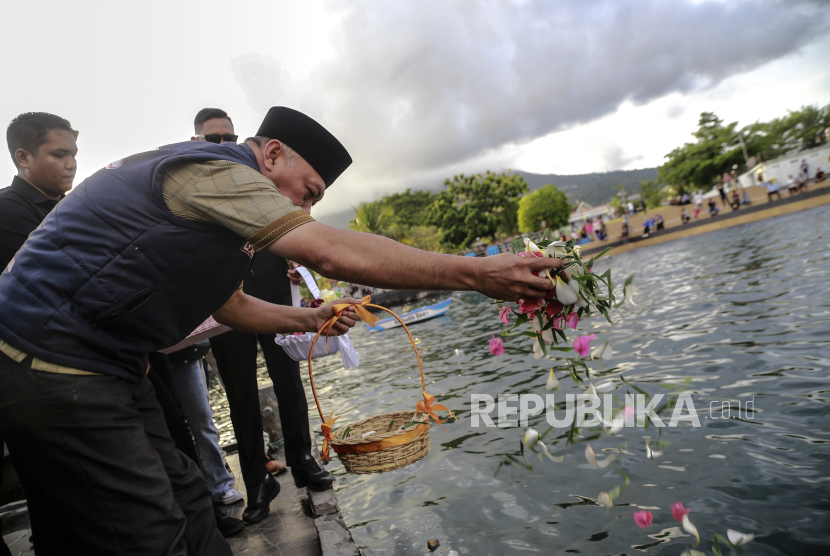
[523, 427, 539, 446]
[682, 514, 700, 546]
[590, 342, 613, 360]
[598, 491, 613, 509]
[585, 444, 615, 468]
[545, 369, 560, 391]
[633, 510, 653, 529]
[489, 335, 505, 356]
[498, 306, 512, 324]
[573, 334, 597, 357]
[671, 501, 691, 522]
[726, 529, 755, 546]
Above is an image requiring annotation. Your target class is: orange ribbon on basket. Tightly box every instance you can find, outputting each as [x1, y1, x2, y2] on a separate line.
[320, 410, 340, 462]
[320, 295, 381, 350]
[416, 391, 457, 432]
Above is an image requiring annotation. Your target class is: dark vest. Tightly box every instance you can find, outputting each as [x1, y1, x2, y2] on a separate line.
[0, 141, 263, 381]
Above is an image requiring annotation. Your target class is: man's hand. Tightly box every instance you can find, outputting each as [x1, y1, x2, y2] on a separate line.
[473, 253, 562, 301]
[313, 298, 360, 336]
[287, 261, 304, 286]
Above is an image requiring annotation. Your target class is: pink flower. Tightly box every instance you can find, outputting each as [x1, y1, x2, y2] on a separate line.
[518, 250, 543, 258]
[671, 502, 690, 522]
[573, 334, 597, 357]
[545, 300, 564, 318]
[498, 306, 512, 324]
[565, 312, 579, 330]
[489, 335, 505, 356]
[517, 298, 542, 315]
[633, 511, 653, 529]
[552, 315, 565, 330]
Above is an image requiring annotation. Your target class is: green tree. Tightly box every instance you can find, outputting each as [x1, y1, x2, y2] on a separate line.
[639, 179, 665, 209]
[399, 225, 447, 252]
[425, 171, 528, 248]
[517, 184, 571, 233]
[382, 189, 437, 228]
[348, 201, 398, 237]
[659, 112, 745, 195]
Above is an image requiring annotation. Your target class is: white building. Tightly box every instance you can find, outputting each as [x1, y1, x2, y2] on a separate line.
[568, 201, 616, 227]
[738, 144, 830, 187]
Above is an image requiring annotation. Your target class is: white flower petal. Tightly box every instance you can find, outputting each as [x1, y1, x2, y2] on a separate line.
[682, 514, 700, 546]
[555, 277, 578, 305]
[537, 440, 564, 462]
[597, 491, 613, 508]
[524, 237, 541, 252]
[727, 529, 755, 546]
[585, 445, 616, 468]
[590, 343, 614, 360]
[531, 315, 542, 332]
[541, 329, 554, 343]
[545, 369, 560, 391]
[523, 428, 539, 446]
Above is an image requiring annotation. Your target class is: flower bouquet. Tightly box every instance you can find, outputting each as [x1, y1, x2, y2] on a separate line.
[496, 233, 635, 381]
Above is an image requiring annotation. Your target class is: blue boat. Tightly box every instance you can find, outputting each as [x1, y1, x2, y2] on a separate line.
[368, 298, 453, 331]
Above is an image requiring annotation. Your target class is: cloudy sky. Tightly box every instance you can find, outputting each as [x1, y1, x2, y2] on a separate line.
[1, 0, 829, 227]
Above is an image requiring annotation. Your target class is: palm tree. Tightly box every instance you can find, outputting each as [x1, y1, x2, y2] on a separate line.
[348, 202, 398, 237]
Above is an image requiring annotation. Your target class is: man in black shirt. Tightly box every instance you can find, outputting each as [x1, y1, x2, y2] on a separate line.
[0, 113, 77, 269]
[1, 112, 78, 555]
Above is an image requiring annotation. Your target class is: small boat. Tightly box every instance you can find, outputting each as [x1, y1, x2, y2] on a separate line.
[369, 298, 452, 331]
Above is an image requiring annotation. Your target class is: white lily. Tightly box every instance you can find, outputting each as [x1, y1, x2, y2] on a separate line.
[532, 337, 545, 359]
[523, 427, 539, 446]
[531, 314, 542, 332]
[555, 276, 578, 305]
[585, 444, 616, 468]
[537, 439, 564, 462]
[544, 241, 568, 259]
[574, 296, 588, 308]
[682, 514, 700, 546]
[546, 369, 560, 391]
[597, 491, 613, 509]
[524, 237, 541, 253]
[727, 529, 755, 546]
[564, 262, 584, 280]
[541, 328, 554, 343]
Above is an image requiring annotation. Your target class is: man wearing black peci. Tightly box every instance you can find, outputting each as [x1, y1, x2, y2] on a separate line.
[0, 106, 560, 554]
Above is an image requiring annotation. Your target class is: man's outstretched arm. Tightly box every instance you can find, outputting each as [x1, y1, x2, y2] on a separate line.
[267, 221, 561, 301]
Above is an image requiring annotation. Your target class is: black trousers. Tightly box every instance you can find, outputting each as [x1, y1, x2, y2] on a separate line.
[0, 351, 231, 556]
[209, 329, 311, 493]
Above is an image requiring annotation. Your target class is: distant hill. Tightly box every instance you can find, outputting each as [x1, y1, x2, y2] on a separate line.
[316, 167, 659, 229]
[518, 168, 658, 207]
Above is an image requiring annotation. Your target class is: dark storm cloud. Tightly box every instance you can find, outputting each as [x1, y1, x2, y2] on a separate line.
[284, 0, 825, 177]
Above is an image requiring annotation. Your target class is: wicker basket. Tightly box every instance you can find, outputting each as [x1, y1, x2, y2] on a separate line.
[307, 302, 441, 474]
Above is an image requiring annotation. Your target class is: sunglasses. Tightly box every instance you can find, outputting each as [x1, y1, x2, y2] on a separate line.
[199, 134, 238, 144]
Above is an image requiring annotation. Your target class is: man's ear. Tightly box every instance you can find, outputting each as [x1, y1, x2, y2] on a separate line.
[262, 139, 283, 171]
[14, 148, 31, 170]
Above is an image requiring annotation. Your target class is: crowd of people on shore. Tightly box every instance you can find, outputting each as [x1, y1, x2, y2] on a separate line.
[0, 107, 561, 555]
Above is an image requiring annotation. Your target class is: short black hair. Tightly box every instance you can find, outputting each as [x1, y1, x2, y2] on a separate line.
[194, 108, 232, 134]
[7, 112, 75, 168]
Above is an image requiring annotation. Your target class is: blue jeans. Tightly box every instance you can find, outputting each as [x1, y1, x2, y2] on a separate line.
[170, 360, 235, 500]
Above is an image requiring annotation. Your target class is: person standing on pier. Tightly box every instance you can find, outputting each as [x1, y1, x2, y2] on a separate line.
[0, 106, 561, 555]
[0, 112, 78, 555]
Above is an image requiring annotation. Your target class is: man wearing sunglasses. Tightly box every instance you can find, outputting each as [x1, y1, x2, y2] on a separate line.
[192, 108, 238, 144]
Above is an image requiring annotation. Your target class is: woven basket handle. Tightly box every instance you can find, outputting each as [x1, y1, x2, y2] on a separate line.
[307, 303, 427, 423]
